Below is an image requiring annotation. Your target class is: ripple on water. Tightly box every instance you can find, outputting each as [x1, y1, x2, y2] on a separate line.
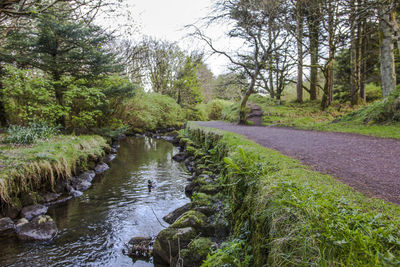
[0, 137, 190, 267]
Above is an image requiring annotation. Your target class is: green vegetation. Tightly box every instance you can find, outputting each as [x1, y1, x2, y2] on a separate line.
[5, 123, 59, 145]
[0, 135, 108, 206]
[190, 99, 234, 121]
[115, 91, 185, 133]
[184, 122, 400, 266]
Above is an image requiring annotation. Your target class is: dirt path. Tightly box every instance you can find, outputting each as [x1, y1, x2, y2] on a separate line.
[197, 121, 400, 205]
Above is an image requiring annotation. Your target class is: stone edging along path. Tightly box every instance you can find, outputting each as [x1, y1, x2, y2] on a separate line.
[197, 121, 400, 205]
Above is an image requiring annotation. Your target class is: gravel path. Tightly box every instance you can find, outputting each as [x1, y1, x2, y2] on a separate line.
[197, 121, 400, 204]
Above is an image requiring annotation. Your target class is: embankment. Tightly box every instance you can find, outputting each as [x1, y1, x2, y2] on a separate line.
[0, 135, 110, 217]
[162, 121, 400, 266]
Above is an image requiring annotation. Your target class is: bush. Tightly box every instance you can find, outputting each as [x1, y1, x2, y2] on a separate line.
[206, 99, 233, 120]
[365, 83, 382, 102]
[5, 123, 60, 145]
[2, 66, 66, 125]
[116, 91, 185, 132]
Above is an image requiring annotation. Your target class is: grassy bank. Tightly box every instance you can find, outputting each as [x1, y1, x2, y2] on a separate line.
[184, 122, 400, 266]
[0, 135, 108, 207]
[222, 94, 400, 139]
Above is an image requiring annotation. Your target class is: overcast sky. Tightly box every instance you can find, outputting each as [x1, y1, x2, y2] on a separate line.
[109, 0, 235, 76]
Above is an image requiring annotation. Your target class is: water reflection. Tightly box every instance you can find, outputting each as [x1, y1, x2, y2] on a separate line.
[0, 137, 190, 267]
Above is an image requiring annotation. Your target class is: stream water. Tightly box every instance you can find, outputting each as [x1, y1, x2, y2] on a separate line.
[0, 137, 190, 266]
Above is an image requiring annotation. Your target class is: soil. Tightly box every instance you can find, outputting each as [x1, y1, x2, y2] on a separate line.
[246, 104, 263, 126]
[197, 121, 400, 205]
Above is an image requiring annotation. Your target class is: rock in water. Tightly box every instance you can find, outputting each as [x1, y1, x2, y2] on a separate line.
[0, 217, 15, 237]
[94, 163, 110, 174]
[16, 215, 58, 241]
[163, 203, 192, 224]
[21, 204, 48, 220]
[172, 152, 187, 162]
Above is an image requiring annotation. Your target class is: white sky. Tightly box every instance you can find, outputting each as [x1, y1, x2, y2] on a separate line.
[105, 0, 236, 76]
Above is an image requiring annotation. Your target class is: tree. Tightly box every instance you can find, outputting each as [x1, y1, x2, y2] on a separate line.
[0, 11, 120, 126]
[173, 57, 203, 106]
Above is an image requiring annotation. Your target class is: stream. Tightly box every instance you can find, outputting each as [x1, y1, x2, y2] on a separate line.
[0, 136, 190, 266]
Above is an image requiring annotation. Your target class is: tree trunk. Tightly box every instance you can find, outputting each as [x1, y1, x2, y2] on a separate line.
[0, 66, 7, 127]
[379, 3, 396, 97]
[350, 0, 361, 105]
[360, 14, 368, 103]
[239, 68, 260, 125]
[309, 29, 319, 100]
[296, 1, 304, 103]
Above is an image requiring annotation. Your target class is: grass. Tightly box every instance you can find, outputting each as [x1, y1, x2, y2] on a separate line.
[0, 135, 108, 206]
[185, 122, 400, 266]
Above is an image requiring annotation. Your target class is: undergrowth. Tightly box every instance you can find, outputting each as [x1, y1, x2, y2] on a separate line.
[5, 123, 60, 145]
[185, 122, 400, 266]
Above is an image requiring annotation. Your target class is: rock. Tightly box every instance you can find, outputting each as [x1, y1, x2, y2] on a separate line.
[153, 227, 197, 265]
[185, 182, 199, 197]
[70, 189, 83, 198]
[16, 215, 58, 241]
[3, 205, 21, 219]
[42, 192, 61, 203]
[0, 217, 15, 237]
[78, 171, 96, 182]
[54, 179, 68, 193]
[129, 236, 153, 245]
[171, 211, 208, 232]
[94, 163, 110, 174]
[172, 152, 187, 162]
[20, 192, 36, 206]
[21, 204, 48, 220]
[111, 147, 118, 153]
[163, 203, 192, 224]
[104, 154, 117, 164]
[74, 180, 91, 191]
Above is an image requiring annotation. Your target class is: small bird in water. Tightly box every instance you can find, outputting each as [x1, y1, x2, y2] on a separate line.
[147, 180, 153, 192]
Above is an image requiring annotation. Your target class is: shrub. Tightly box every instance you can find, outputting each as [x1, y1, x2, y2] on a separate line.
[5, 123, 60, 145]
[2, 65, 66, 125]
[365, 83, 382, 102]
[116, 91, 185, 132]
[206, 99, 233, 120]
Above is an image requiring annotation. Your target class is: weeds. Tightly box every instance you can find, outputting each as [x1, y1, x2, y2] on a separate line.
[5, 123, 60, 145]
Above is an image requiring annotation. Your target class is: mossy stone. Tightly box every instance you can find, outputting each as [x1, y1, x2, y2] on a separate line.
[180, 237, 215, 267]
[191, 192, 213, 207]
[171, 210, 207, 231]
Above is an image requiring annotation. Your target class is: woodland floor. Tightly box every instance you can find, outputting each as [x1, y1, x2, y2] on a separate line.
[197, 120, 400, 205]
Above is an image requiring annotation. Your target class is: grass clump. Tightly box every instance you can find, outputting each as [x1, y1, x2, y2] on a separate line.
[5, 123, 60, 145]
[185, 122, 400, 266]
[0, 135, 108, 206]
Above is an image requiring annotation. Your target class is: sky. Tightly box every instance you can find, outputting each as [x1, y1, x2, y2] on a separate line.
[106, 0, 236, 76]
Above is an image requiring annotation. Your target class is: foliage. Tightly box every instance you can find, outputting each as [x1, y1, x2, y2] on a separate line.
[204, 99, 233, 120]
[202, 239, 253, 267]
[116, 91, 185, 132]
[5, 123, 60, 145]
[365, 83, 383, 102]
[339, 85, 400, 124]
[173, 57, 203, 105]
[185, 123, 400, 266]
[62, 78, 107, 131]
[2, 66, 66, 125]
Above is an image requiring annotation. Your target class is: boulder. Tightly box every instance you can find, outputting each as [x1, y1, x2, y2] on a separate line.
[163, 203, 192, 224]
[171, 211, 208, 232]
[0, 217, 15, 237]
[104, 154, 117, 164]
[153, 227, 197, 265]
[126, 236, 153, 260]
[94, 163, 110, 174]
[21, 204, 48, 220]
[74, 180, 92, 192]
[3, 205, 21, 219]
[172, 152, 187, 162]
[78, 171, 96, 182]
[16, 215, 57, 241]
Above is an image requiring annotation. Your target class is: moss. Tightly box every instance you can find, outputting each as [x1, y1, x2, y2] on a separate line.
[171, 210, 208, 230]
[199, 184, 220, 195]
[191, 192, 213, 207]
